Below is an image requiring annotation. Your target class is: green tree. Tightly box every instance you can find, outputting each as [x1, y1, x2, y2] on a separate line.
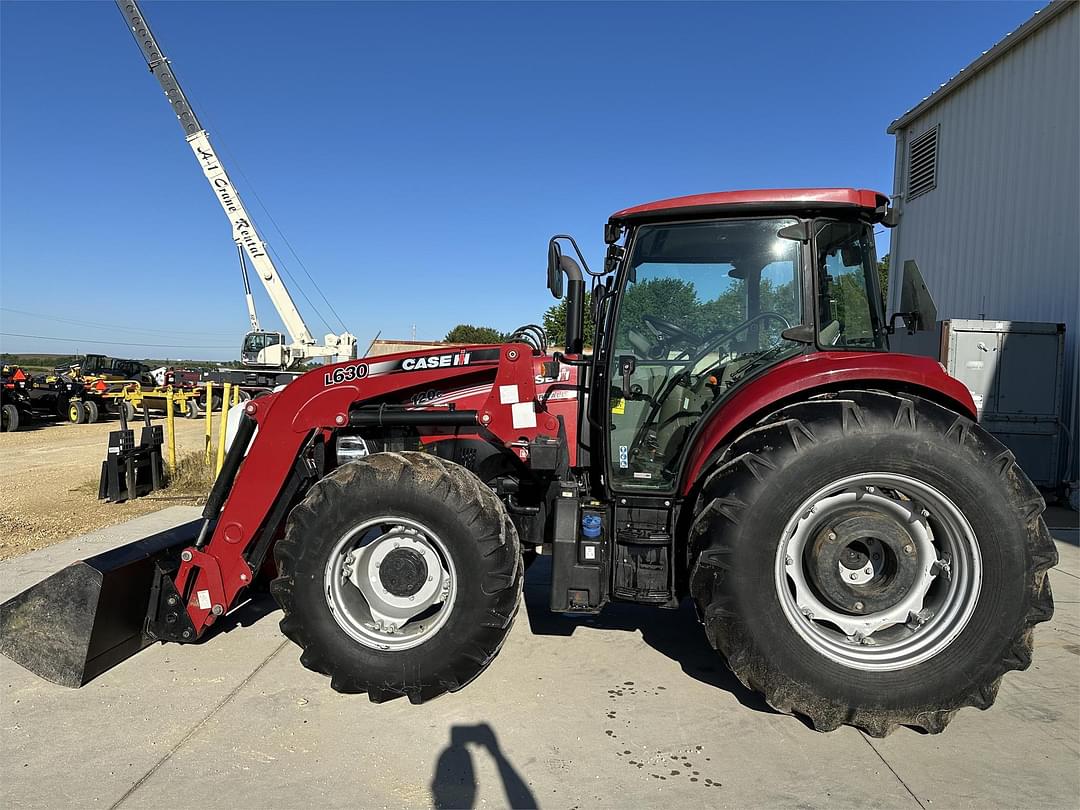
[878, 253, 890, 305]
[615, 278, 701, 346]
[444, 324, 506, 344]
[543, 291, 595, 348]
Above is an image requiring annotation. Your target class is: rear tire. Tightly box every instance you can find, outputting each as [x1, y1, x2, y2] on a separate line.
[121, 401, 136, 422]
[2, 404, 19, 432]
[185, 399, 200, 419]
[84, 400, 100, 424]
[272, 451, 523, 703]
[688, 390, 1056, 736]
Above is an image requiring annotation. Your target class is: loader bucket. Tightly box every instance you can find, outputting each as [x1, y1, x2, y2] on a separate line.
[0, 520, 200, 687]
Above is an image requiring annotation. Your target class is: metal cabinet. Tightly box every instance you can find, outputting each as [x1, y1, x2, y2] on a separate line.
[941, 320, 1066, 489]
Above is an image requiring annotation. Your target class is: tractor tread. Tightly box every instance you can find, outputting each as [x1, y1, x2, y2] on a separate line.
[688, 390, 1056, 737]
[272, 451, 522, 705]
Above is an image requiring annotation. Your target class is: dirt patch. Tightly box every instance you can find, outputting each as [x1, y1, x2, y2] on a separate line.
[0, 415, 215, 560]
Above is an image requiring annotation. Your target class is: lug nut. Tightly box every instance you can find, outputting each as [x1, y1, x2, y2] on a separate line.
[854, 601, 864, 611]
[903, 544, 914, 555]
[828, 531, 838, 541]
[849, 572, 858, 580]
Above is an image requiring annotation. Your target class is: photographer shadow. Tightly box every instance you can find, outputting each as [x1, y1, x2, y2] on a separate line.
[431, 723, 537, 810]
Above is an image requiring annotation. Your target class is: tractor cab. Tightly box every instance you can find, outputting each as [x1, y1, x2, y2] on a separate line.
[548, 189, 904, 494]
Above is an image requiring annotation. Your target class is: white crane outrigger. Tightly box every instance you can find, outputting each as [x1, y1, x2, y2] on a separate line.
[116, 0, 357, 370]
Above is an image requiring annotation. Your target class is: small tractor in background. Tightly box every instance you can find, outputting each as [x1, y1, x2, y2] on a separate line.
[1, 366, 34, 432]
[0, 188, 1057, 737]
[1, 365, 77, 427]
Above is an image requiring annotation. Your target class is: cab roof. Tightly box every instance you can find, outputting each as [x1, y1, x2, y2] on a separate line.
[610, 188, 889, 223]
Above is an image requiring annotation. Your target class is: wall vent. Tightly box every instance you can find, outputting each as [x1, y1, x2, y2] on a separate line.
[907, 126, 939, 200]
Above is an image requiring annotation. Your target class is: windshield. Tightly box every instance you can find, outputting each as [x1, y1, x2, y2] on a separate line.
[243, 332, 282, 353]
[608, 218, 804, 490]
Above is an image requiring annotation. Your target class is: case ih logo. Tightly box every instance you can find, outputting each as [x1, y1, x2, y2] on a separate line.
[323, 363, 369, 386]
[401, 351, 472, 371]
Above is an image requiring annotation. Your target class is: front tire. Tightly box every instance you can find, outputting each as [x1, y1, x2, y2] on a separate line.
[688, 390, 1056, 736]
[272, 451, 523, 703]
[84, 400, 100, 423]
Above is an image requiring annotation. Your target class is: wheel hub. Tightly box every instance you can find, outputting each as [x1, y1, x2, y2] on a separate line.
[378, 548, 429, 597]
[808, 508, 920, 615]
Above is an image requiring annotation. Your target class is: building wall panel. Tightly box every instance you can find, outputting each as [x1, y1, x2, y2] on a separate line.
[890, 3, 1079, 485]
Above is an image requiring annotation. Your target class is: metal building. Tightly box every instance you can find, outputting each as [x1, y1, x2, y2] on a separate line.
[886, 0, 1079, 493]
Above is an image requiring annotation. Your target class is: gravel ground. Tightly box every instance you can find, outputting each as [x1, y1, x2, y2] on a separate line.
[0, 413, 212, 560]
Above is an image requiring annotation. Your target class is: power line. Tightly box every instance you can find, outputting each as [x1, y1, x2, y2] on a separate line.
[0, 308, 236, 337]
[264, 241, 336, 335]
[0, 332, 235, 350]
[236, 173, 351, 333]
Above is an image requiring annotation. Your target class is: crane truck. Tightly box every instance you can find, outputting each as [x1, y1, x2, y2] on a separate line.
[116, 0, 357, 372]
[0, 186, 1057, 737]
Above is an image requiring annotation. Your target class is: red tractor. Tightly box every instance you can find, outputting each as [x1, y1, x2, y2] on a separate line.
[0, 189, 1056, 736]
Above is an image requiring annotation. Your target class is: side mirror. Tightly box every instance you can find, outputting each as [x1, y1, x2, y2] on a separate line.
[840, 244, 862, 267]
[896, 259, 938, 333]
[547, 242, 564, 299]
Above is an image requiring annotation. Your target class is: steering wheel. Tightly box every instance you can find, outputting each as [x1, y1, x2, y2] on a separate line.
[642, 314, 701, 346]
[626, 311, 795, 464]
[700, 311, 792, 349]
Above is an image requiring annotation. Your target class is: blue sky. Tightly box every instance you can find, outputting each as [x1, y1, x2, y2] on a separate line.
[0, 0, 1042, 360]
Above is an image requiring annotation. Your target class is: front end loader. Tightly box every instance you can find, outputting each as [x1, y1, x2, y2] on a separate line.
[1, 189, 1057, 736]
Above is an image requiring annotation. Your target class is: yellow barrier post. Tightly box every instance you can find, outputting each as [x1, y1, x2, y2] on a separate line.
[215, 383, 232, 477]
[204, 382, 213, 464]
[165, 389, 177, 475]
[232, 383, 241, 407]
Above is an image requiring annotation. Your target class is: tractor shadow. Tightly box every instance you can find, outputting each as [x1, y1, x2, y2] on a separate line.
[522, 557, 777, 717]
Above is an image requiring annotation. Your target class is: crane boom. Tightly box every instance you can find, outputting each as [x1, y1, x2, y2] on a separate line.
[116, 0, 356, 368]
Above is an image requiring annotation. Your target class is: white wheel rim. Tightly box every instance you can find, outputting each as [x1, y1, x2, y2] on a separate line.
[324, 515, 457, 651]
[774, 472, 981, 671]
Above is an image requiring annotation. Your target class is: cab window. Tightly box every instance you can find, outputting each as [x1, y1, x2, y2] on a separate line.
[815, 222, 885, 349]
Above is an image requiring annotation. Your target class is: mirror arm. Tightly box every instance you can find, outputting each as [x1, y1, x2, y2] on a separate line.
[551, 351, 590, 367]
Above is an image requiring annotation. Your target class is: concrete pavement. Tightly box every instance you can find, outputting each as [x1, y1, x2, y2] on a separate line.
[2, 506, 1077, 809]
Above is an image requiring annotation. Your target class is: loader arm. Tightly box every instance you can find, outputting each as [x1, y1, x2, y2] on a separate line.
[162, 344, 554, 639]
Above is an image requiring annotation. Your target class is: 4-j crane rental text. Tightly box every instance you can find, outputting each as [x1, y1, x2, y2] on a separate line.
[116, 0, 358, 371]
